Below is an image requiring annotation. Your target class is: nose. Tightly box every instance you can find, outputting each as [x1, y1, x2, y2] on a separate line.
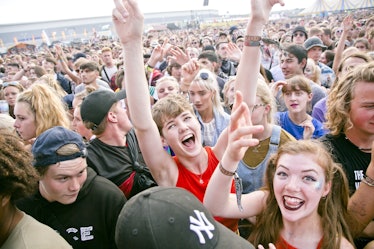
[13, 119, 19, 128]
[284, 176, 301, 192]
[177, 120, 189, 133]
[69, 178, 80, 192]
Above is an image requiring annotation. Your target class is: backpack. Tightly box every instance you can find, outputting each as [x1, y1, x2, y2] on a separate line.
[126, 129, 157, 198]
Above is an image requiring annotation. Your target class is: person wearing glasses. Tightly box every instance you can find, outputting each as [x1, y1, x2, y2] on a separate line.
[1, 81, 24, 118]
[291, 26, 308, 46]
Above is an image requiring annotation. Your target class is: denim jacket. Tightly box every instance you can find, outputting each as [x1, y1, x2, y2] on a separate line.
[195, 108, 230, 146]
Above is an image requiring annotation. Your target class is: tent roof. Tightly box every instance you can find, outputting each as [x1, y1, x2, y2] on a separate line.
[298, 0, 374, 15]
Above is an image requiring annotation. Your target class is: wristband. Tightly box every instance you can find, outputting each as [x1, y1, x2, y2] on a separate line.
[244, 35, 262, 47]
[219, 162, 236, 176]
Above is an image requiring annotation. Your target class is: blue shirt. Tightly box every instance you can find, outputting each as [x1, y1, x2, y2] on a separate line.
[276, 111, 326, 140]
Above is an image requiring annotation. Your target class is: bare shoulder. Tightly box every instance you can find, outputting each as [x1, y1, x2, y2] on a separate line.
[340, 237, 355, 249]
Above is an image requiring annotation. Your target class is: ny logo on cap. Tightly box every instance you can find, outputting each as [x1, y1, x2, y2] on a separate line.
[189, 210, 215, 244]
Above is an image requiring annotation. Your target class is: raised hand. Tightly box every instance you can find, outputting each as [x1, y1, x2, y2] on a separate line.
[342, 14, 353, 33]
[250, 0, 285, 24]
[227, 42, 242, 63]
[258, 243, 276, 249]
[181, 59, 200, 84]
[225, 91, 262, 162]
[112, 0, 144, 45]
[301, 116, 315, 140]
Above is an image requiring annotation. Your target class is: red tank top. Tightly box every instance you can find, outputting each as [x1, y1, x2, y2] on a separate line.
[276, 236, 323, 249]
[174, 146, 238, 232]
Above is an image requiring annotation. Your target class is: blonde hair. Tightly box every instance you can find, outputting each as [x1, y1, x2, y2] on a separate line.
[0, 114, 15, 132]
[305, 58, 321, 85]
[326, 61, 374, 135]
[16, 83, 70, 138]
[256, 80, 276, 124]
[155, 76, 180, 92]
[36, 74, 67, 98]
[191, 69, 224, 114]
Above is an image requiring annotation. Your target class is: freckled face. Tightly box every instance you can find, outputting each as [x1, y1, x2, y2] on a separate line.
[348, 81, 374, 135]
[273, 153, 330, 223]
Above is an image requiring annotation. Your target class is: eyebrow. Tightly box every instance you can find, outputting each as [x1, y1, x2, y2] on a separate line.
[277, 165, 319, 174]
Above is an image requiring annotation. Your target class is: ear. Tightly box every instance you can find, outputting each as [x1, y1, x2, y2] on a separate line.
[300, 58, 307, 69]
[1, 195, 11, 207]
[322, 180, 332, 198]
[308, 92, 313, 102]
[264, 104, 271, 114]
[107, 111, 118, 123]
[161, 136, 169, 147]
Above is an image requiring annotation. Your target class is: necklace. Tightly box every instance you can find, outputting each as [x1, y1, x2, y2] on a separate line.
[345, 136, 372, 152]
[197, 173, 204, 184]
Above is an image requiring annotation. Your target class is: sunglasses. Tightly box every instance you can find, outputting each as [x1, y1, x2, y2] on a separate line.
[2, 81, 20, 88]
[200, 72, 209, 80]
[293, 32, 305, 37]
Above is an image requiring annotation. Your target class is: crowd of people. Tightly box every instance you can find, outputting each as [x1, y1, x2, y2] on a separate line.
[0, 0, 374, 248]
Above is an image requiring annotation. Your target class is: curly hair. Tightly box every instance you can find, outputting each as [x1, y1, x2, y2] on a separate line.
[0, 130, 39, 203]
[326, 61, 374, 135]
[249, 140, 353, 249]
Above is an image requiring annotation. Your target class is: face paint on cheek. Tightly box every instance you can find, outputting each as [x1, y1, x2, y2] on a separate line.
[314, 179, 323, 191]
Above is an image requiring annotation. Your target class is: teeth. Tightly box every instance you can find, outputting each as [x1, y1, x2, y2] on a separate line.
[284, 196, 301, 204]
[182, 134, 193, 141]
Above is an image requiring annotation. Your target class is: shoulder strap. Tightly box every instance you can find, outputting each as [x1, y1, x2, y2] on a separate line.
[102, 66, 110, 82]
[270, 125, 281, 146]
[126, 129, 139, 169]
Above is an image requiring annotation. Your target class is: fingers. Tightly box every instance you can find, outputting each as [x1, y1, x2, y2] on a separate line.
[113, 0, 128, 22]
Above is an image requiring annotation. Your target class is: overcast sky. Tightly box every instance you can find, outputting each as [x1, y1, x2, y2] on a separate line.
[0, 0, 311, 24]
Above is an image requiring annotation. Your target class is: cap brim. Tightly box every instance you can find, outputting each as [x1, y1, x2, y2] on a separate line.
[215, 222, 255, 249]
[114, 89, 126, 100]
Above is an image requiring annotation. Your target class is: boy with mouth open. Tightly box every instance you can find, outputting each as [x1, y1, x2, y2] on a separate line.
[111, 0, 272, 232]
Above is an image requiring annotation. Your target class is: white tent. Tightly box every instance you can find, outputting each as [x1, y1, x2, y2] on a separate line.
[298, 0, 374, 15]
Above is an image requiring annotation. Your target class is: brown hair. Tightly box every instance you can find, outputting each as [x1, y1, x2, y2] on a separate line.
[250, 140, 353, 248]
[151, 94, 194, 136]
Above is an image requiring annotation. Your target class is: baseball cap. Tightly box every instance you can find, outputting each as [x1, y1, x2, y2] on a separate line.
[115, 186, 255, 249]
[303, 37, 327, 51]
[32, 126, 87, 167]
[80, 90, 126, 127]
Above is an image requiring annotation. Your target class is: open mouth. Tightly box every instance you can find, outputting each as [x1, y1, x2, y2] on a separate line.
[182, 134, 195, 147]
[283, 196, 305, 211]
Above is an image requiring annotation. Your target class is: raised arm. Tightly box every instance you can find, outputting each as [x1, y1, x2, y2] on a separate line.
[235, 0, 284, 109]
[213, 0, 284, 157]
[348, 141, 374, 237]
[332, 15, 353, 74]
[204, 91, 266, 218]
[112, 0, 176, 186]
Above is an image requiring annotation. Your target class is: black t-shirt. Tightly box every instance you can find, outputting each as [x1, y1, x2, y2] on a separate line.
[320, 133, 371, 195]
[87, 130, 146, 186]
